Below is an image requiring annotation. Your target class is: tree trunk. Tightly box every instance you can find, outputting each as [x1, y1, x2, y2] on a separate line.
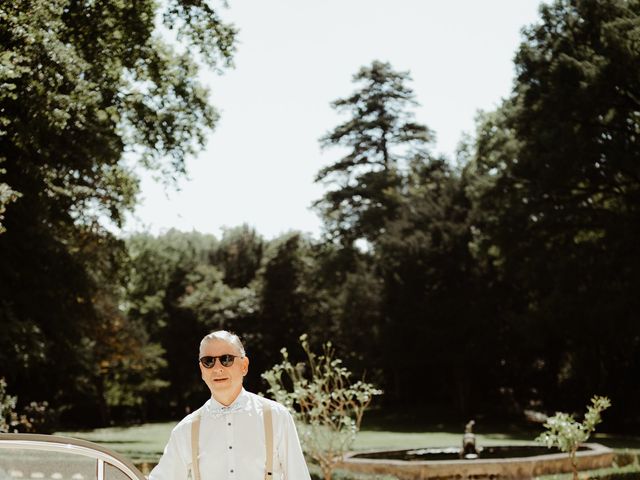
[95, 374, 111, 427]
[571, 450, 578, 480]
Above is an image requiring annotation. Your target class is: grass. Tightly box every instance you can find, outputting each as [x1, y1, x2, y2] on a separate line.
[56, 422, 542, 463]
[538, 463, 640, 480]
[57, 422, 174, 463]
[55, 404, 640, 477]
[56, 423, 541, 463]
[57, 420, 640, 465]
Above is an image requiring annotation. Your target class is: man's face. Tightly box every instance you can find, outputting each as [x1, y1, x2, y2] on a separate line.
[199, 339, 249, 405]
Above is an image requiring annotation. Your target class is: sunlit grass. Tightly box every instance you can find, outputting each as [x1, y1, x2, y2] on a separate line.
[57, 420, 640, 470]
[538, 462, 640, 480]
[57, 422, 174, 462]
[57, 422, 539, 462]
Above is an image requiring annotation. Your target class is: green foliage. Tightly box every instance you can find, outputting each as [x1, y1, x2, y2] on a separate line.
[125, 230, 219, 335]
[253, 232, 321, 368]
[0, 0, 235, 423]
[322, 261, 384, 374]
[262, 334, 382, 480]
[124, 230, 221, 416]
[0, 163, 19, 234]
[0, 378, 54, 433]
[537, 396, 612, 452]
[375, 156, 499, 412]
[179, 264, 258, 326]
[2, 0, 638, 432]
[537, 396, 612, 480]
[0, 377, 18, 433]
[90, 296, 169, 416]
[464, 0, 640, 416]
[212, 224, 265, 288]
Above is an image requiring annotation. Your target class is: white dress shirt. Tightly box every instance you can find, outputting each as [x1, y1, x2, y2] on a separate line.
[149, 389, 311, 480]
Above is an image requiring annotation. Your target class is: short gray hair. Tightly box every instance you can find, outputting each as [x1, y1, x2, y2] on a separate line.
[199, 330, 246, 357]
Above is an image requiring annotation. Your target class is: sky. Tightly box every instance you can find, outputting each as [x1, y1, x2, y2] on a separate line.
[125, 0, 547, 240]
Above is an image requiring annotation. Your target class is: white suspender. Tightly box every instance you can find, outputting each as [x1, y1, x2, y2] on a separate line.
[263, 402, 274, 478]
[191, 407, 202, 480]
[190, 400, 274, 480]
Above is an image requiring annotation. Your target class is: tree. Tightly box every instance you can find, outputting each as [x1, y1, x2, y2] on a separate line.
[375, 157, 502, 412]
[315, 61, 433, 246]
[211, 224, 265, 288]
[466, 0, 640, 417]
[87, 288, 169, 424]
[125, 230, 219, 417]
[0, 162, 19, 234]
[322, 260, 384, 378]
[180, 265, 258, 327]
[254, 233, 316, 369]
[125, 230, 218, 338]
[0, 0, 236, 421]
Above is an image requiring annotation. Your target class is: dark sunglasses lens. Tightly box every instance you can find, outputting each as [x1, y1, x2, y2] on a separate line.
[220, 354, 235, 367]
[201, 356, 215, 368]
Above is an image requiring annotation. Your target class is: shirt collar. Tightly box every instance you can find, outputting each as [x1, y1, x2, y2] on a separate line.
[205, 388, 251, 416]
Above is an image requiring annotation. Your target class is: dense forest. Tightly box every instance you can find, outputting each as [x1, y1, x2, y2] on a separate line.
[1, 0, 639, 431]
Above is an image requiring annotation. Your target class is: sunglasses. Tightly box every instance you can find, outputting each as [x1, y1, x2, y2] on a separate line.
[199, 354, 242, 368]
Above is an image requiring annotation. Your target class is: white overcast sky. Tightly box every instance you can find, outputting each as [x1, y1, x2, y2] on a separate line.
[125, 0, 546, 240]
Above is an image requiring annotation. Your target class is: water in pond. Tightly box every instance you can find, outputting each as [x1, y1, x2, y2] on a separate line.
[352, 445, 590, 461]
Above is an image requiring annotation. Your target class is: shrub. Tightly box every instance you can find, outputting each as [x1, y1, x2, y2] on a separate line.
[0, 377, 56, 433]
[262, 334, 382, 480]
[536, 395, 611, 480]
[0, 377, 19, 433]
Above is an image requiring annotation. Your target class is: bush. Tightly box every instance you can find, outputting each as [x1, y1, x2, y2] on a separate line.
[0, 377, 19, 432]
[263, 334, 382, 480]
[536, 396, 611, 480]
[0, 377, 56, 433]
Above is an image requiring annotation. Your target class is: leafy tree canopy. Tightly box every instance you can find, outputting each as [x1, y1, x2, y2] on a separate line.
[465, 0, 640, 413]
[0, 0, 236, 414]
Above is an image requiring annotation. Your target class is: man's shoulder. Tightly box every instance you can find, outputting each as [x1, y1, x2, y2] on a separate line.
[172, 402, 208, 433]
[246, 391, 291, 415]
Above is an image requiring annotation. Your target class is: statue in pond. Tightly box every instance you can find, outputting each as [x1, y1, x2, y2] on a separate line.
[461, 420, 479, 459]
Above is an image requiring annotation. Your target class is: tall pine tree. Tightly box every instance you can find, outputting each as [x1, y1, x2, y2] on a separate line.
[315, 61, 433, 247]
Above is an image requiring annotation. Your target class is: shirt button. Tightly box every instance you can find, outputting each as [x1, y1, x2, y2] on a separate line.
[230, 469, 234, 473]
[229, 446, 233, 449]
[228, 422, 231, 426]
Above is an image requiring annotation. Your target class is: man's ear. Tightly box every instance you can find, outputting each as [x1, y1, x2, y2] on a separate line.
[242, 356, 250, 376]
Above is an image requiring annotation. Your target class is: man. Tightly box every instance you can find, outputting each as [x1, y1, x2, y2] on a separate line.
[149, 330, 311, 480]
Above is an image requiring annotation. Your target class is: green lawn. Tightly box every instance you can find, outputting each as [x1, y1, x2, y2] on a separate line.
[57, 422, 174, 463]
[57, 422, 540, 463]
[57, 420, 640, 466]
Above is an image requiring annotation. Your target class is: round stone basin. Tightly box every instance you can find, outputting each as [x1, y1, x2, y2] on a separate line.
[340, 443, 614, 479]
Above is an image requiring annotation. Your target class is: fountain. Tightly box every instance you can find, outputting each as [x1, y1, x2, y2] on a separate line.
[339, 422, 614, 479]
[461, 420, 478, 460]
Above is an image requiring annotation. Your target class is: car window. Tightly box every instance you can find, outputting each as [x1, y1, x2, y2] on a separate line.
[0, 433, 146, 480]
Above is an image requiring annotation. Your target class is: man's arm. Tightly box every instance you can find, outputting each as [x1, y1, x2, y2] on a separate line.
[279, 410, 312, 480]
[148, 425, 190, 480]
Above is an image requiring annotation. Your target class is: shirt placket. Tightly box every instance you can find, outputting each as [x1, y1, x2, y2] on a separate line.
[224, 410, 236, 478]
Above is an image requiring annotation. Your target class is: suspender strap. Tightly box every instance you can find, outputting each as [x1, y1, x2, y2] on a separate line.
[190, 399, 275, 479]
[191, 411, 202, 480]
[263, 401, 273, 479]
